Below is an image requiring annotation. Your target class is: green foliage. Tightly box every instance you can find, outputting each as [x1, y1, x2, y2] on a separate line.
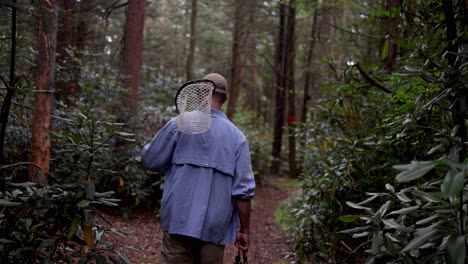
[53, 53, 171, 213]
[0, 45, 165, 262]
[0, 107, 135, 263]
[275, 200, 295, 230]
[369, 7, 401, 19]
[283, 80, 398, 262]
[49, 106, 132, 183]
[285, 1, 468, 261]
[335, 0, 468, 263]
[232, 106, 272, 181]
[341, 123, 467, 263]
[341, 159, 466, 263]
[0, 182, 132, 263]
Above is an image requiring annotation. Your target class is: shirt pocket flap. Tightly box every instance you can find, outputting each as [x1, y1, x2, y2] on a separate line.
[172, 158, 234, 176]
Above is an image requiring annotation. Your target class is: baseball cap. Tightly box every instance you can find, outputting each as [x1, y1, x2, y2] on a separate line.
[203, 73, 228, 96]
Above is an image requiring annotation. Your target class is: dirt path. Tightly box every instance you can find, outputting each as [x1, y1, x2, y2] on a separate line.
[104, 177, 296, 263]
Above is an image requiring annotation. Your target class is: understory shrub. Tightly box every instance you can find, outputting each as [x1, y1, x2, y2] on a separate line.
[284, 1, 467, 262]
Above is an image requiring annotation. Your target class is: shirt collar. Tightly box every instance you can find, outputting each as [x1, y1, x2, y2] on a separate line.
[211, 109, 228, 119]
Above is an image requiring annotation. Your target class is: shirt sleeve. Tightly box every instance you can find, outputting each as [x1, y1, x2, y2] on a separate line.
[141, 119, 178, 171]
[232, 140, 255, 200]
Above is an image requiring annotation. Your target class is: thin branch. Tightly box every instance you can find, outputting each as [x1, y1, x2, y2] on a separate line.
[1, 162, 42, 171]
[9, 1, 16, 88]
[0, 0, 18, 9]
[258, 51, 276, 73]
[355, 62, 394, 94]
[328, 62, 340, 80]
[104, 1, 128, 20]
[340, 239, 371, 253]
[323, 21, 380, 40]
[1, 0, 16, 192]
[340, 240, 353, 252]
[0, 75, 9, 89]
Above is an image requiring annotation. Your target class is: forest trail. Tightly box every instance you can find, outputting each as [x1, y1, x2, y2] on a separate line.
[105, 177, 297, 263]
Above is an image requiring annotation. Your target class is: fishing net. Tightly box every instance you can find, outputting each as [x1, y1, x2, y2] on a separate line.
[175, 80, 215, 134]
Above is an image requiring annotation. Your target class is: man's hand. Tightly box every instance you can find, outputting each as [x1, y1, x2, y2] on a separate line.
[235, 199, 251, 252]
[235, 231, 249, 252]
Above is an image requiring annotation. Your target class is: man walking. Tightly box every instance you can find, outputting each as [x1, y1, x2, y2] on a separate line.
[142, 73, 255, 263]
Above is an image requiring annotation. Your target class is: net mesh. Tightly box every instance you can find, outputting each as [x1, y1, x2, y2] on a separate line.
[176, 81, 214, 134]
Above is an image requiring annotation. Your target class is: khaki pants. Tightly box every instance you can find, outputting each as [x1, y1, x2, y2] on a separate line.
[161, 232, 225, 264]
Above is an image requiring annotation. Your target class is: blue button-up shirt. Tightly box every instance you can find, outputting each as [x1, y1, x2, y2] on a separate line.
[141, 109, 255, 244]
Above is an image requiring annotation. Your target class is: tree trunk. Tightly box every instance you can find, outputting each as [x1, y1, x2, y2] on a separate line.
[442, 0, 458, 66]
[301, 7, 318, 124]
[185, 0, 197, 81]
[227, 0, 248, 119]
[400, 0, 416, 58]
[318, 0, 337, 62]
[246, 0, 258, 112]
[75, 0, 90, 51]
[382, 0, 401, 72]
[57, 0, 75, 58]
[0, 1, 17, 192]
[463, 0, 468, 33]
[56, 0, 77, 105]
[286, 0, 297, 178]
[298, 6, 318, 176]
[120, 0, 145, 114]
[442, 0, 467, 250]
[271, 2, 287, 174]
[29, 0, 58, 184]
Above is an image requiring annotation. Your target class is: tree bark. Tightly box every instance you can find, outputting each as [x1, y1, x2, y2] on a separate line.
[0, 0, 17, 192]
[382, 0, 401, 72]
[318, 0, 337, 62]
[29, 0, 58, 184]
[75, 0, 90, 51]
[442, 0, 458, 66]
[246, 0, 258, 112]
[442, 0, 467, 249]
[301, 7, 318, 124]
[185, 0, 197, 81]
[463, 0, 468, 34]
[57, 0, 75, 57]
[298, 5, 318, 176]
[120, 0, 145, 114]
[271, 2, 287, 174]
[286, 0, 297, 178]
[227, 0, 248, 119]
[56, 0, 77, 105]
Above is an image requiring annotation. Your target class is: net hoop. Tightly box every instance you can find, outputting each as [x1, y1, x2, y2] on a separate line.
[174, 79, 215, 134]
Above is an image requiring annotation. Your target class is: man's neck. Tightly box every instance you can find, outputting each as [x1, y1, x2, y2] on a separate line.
[211, 102, 222, 110]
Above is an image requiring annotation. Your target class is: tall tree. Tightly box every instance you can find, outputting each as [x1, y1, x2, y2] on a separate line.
[442, 0, 468, 244]
[0, 0, 17, 191]
[301, 7, 318, 124]
[365, 0, 379, 61]
[382, 0, 401, 72]
[318, 0, 337, 62]
[29, 0, 59, 183]
[271, 2, 287, 174]
[286, 0, 297, 178]
[185, 0, 198, 81]
[120, 0, 145, 114]
[227, 0, 248, 119]
[297, 6, 319, 176]
[246, 0, 258, 112]
[75, 0, 91, 51]
[56, 0, 75, 58]
[56, 0, 77, 105]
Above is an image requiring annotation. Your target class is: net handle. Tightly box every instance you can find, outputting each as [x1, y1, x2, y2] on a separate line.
[174, 79, 216, 114]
